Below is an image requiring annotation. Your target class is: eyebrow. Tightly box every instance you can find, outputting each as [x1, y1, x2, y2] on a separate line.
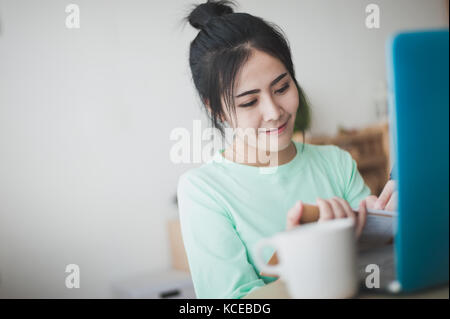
[235, 72, 288, 98]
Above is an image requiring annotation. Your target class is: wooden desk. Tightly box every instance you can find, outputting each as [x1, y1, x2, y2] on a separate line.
[244, 279, 449, 299]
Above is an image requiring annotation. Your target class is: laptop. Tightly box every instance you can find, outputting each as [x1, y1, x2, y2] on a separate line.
[357, 29, 449, 294]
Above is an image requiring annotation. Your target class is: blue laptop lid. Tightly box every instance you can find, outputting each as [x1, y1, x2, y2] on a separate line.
[387, 29, 449, 292]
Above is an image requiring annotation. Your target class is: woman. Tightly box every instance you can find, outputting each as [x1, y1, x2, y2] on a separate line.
[177, 0, 370, 299]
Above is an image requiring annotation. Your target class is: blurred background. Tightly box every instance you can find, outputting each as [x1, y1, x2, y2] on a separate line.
[0, 0, 448, 298]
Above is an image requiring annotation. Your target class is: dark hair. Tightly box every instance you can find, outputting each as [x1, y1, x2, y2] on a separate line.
[185, 0, 311, 142]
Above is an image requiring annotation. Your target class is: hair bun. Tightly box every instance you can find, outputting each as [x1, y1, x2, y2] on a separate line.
[188, 0, 234, 30]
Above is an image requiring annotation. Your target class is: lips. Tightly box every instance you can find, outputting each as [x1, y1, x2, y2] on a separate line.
[261, 120, 289, 135]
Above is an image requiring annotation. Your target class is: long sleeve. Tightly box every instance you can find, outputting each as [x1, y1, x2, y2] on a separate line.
[337, 148, 371, 209]
[176, 172, 265, 299]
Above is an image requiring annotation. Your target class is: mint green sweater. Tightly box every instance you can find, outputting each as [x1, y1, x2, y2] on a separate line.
[176, 141, 370, 298]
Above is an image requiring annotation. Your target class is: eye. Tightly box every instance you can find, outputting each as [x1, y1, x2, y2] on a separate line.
[275, 83, 290, 94]
[240, 99, 257, 107]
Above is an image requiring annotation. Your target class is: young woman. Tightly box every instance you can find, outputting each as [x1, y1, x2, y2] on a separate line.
[177, 0, 371, 299]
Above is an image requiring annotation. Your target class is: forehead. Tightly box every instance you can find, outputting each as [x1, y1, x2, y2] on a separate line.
[235, 49, 287, 91]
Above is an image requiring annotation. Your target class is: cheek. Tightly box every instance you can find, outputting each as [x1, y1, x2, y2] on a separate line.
[282, 88, 300, 114]
[235, 109, 261, 129]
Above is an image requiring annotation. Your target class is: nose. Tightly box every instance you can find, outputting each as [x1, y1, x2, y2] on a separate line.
[261, 94, 283, 123]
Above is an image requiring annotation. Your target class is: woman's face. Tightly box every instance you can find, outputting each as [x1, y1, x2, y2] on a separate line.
[223, 49, 299, 152]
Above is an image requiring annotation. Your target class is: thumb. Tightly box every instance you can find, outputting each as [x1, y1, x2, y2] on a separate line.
[286, 200, 303, 231]
[365, 195, 378, 210]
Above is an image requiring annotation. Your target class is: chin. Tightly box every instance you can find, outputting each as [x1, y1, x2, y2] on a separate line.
[257, 132, 293, 152]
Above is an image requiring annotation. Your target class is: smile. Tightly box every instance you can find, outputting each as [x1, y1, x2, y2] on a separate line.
[259, 120, 289, 135]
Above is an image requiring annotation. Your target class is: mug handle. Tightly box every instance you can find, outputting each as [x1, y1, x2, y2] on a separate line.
[254, 237, 283, 277]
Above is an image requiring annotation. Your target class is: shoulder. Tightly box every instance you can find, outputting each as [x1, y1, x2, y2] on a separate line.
[177, 159, 222, 191]
[176, 158, 229, 211]
[176, 162, 233, 222]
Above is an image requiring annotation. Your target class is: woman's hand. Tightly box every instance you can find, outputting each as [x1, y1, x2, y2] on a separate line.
[316, 197, 368, 239]
[365, 180, 398, 211]
[285, 200, 304, 231]
[285, 198, 368, 238]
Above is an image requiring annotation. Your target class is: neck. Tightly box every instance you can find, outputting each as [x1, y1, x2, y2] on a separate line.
[222, 137, 297, 167]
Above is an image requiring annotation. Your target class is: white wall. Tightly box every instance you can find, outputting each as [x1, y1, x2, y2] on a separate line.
[0, 0, 447, 298]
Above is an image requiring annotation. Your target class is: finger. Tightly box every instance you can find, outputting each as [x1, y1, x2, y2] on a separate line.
[355, 199, 368, 238]
[365, 195, 378, 210]
[375, 180, 396, 210]
[286, 201, 303, 231]
[335, 197, 356, 221]
[286, 202, 299, 230]
[335, 197, 358, 235]
[385, 191, 398, 212]
[329, 197, 347, 219]
[317, 198, 334, 222]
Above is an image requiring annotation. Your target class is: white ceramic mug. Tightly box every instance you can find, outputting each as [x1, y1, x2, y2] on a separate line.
[254, 218, 358, 298]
